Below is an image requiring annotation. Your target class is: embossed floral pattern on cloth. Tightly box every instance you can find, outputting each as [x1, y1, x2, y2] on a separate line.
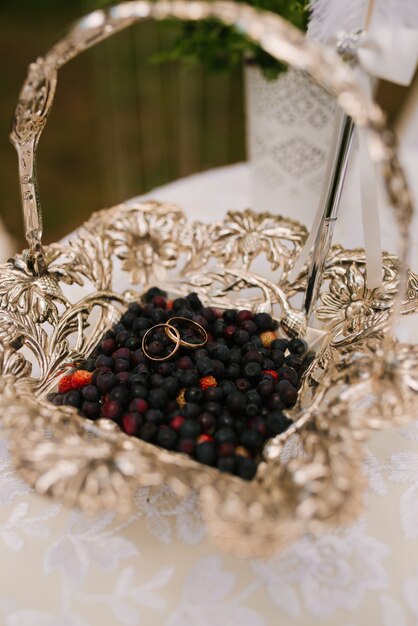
[1, 420, 418, 626]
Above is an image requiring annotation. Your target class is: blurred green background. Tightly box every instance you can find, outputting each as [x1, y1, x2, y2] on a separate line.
[0, 0, 245, 248]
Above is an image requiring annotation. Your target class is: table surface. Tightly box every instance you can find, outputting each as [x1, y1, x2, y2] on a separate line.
[1, 163, 418, 626]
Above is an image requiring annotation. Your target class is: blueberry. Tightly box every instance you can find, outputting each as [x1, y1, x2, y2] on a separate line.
[101, 338, 116, 355]
[285, 354, 302, 372]
[245, 390, 262, 407]
[180, 419, 201, 439]
[214, 427, 236, 444]
[131, 385, 149, 399]
[288, 338, 308, 355]
[201, 307, 216, 323]
[243, 350, 264, 364]
[139, 422, 158, 442]
[182, 403, 201, 419]
[212, 319, 226, 338]
[128, 302, 143, 316]
[254, 312, 274, 331]
[114, 359, 130, 373]
[237, 457, 257, 480]
[198, 412, 216, 432]
[161, 376, 180, 398]
[148, 389, 169, 409]
[185, 387, 204, 404]
[96, 371, 118, 393]
[223, 309, 238, 323]
[157, 426, 178, 450]
[240, 428, 263, 450]
[82, 385, 100, 402]
[204, 401, 222, 416]
[150, 308, 168, 324]
[186, 292, 203, 310]
[196, 441, 217, 466]
[267, 393, 285, 411]
[180, 370, 199, 387]
[227, 391, 246, 414]
[63, 390, 82, 408]
[245, 403, 259, 417]
[271, 338, 289, 352]
[150, 373, 164, 388]
[143, 287, 167, 302]
[217, 456, 236, 473]
[217, 413, 235, 429]
[95, 354, 114, 369]
[109, 386, 130, 405]
[121, 312, 136, 328]
[116, 330, 130, 346]
[271, 350, 285, 367]
[266, 411, 289, 436]
[204, 387, 223, 402]
[243, 362, 261, 381]
[277, 379, 298, 407]
[211, 360, 225, 379]
[52, 394, 64, 406]
[277, 366, 298, 386]
[132, 317, 151, 333]
[234, 329, 250, 346]
[257, 379, 274, 398]
[145, 409, 165, 424]
[81, 401, 101, 420]
[221, 381, 236, 396]
[240, 320, 258, 336]
[229, 348, 242, 364]
[210, 344, 230, 362]
[196, 357, 214, 376]
[225, 363, 240, 380]
[235, 378, 251, 393]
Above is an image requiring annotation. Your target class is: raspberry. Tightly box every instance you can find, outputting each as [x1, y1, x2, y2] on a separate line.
[199, 375, 217, 390]
[261, 369, 278, 382]
[71, 370, 93, 389]
[58, 374, 74, 394]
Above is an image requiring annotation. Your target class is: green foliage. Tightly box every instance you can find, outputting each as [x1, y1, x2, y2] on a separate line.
[91, 0, 310, 79]
[155, 0, 310, 78]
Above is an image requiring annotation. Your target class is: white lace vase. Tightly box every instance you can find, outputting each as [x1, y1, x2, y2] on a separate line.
[245, 65, 338, 222]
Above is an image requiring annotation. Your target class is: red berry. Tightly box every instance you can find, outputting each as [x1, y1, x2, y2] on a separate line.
[170, 415, 185, 431]
[237, 310, 253, 323]
[129, 398, 149, 414]
[152, 295, 167, 308]
[58, 374, 74, 394]
[121, 412, 143, 436]
[197, 434, 214, 444]
[101, 400, 122, 420]
[199, 376, 217, 390]
[261, 369, 278, 382]
[224, 325, 236, 339]
[71, 370, 93, 390]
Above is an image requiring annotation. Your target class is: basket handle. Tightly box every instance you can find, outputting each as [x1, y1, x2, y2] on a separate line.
[11, 0, 412, 279]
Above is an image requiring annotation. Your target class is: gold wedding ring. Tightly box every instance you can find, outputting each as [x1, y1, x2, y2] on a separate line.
[165, 317, 208, 349]
[142, 317, 208, 362]
[142, 323, 181, 362]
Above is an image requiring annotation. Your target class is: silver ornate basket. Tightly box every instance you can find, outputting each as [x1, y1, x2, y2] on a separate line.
[1, 1, 417, 558]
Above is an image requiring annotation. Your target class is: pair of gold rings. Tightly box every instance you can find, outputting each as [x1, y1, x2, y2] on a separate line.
[142, 316, 208, 362]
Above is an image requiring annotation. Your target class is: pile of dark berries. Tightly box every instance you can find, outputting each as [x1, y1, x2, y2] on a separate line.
[51, 288, 314, 480]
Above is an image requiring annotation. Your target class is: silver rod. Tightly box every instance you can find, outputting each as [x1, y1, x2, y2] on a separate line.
[303, 110, 356, 320]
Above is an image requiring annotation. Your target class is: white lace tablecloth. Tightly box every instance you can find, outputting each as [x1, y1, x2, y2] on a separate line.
[1, 162, 418, 626]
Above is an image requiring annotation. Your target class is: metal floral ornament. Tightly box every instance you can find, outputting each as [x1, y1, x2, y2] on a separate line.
[0, 1, 417, 558]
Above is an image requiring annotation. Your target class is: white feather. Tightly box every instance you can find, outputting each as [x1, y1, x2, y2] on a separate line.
[308, 0, 418, 43]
